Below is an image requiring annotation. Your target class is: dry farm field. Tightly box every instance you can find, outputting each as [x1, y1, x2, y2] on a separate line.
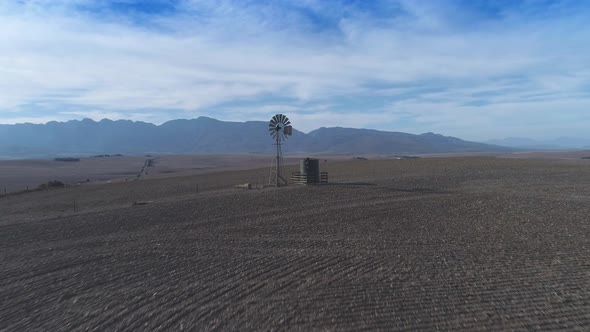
[0, 154, 302, 193]
[1, 157, 590, 330]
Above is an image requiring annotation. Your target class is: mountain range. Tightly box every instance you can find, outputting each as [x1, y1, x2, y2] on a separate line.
[0, 117, 511, 159]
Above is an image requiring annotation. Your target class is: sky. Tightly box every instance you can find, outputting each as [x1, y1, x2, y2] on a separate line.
[0, 0, 589, 141]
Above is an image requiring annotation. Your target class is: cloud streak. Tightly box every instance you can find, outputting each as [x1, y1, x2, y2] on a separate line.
[0, 0, 589, 140]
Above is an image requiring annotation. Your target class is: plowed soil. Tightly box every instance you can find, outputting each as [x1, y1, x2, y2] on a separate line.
[2, 157, 590, 331]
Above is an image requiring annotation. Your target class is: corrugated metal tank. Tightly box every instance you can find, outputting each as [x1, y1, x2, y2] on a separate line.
[300, 158, 320, 183]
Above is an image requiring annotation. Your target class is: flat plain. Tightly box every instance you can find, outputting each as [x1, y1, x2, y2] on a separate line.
[0, 154, 304, 193]
[1, 156, 590, 330]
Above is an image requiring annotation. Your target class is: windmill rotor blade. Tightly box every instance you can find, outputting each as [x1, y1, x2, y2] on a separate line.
[268, 114, 293, 144]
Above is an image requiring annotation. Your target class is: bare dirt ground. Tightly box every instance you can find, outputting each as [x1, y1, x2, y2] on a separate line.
[0, 154, 303, 193]
[499, 150, 590, 160]
[421, 149, 590, 160]
[2, 157, 590, 330]
[0, 156, 146, 193]
[2, 150, 588, 193]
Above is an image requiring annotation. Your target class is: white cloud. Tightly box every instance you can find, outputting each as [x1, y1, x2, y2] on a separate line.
[0, 1, 589, 140]
[0, 116, 69, 125]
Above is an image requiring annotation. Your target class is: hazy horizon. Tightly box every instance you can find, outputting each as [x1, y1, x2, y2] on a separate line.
[1, 1, 589, 141]
[3, 117, 590, 147]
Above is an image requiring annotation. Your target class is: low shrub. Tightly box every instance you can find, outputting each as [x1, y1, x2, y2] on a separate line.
[38, 180, 66, 189]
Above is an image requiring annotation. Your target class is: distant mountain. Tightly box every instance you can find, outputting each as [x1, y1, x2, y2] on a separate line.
[0, 117, 510, 158]
[306, 127, 504, 154]
[486, 137, 590, 150]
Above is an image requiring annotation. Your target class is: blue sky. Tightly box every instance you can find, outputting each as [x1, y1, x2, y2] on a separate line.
[1, 0, 589, 140]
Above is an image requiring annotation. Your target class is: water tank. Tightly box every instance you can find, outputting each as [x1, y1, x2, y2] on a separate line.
[300, 158, 320, 183]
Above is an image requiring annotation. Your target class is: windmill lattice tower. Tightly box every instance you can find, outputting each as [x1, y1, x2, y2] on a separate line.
[268, 114, 292, 187]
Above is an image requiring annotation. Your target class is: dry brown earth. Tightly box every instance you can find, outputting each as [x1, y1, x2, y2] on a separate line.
[0, 154, 337, 193]
[2, 157, 590, 330]
[0, 156, 146, 192]
[0, 154, 300, 193]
